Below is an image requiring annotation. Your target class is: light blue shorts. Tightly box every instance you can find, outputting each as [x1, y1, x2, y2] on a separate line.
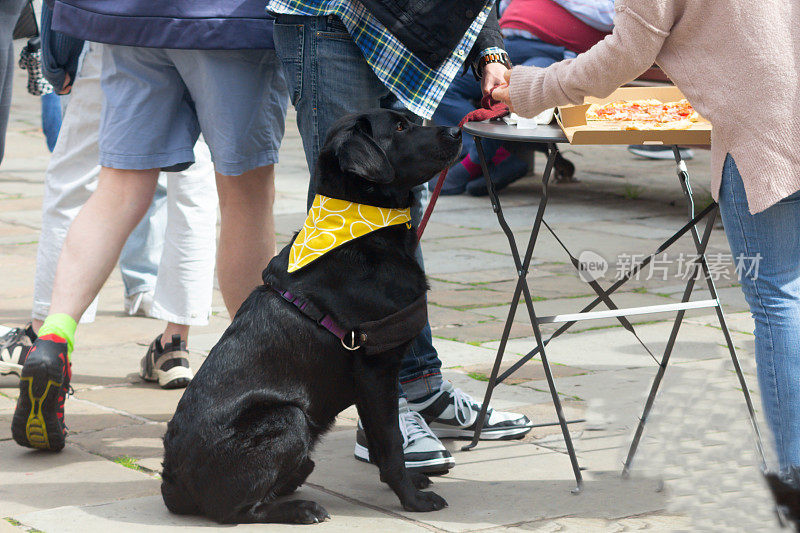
[99, 45, 288, 176]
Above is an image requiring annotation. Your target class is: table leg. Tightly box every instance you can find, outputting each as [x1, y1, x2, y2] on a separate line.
[622, 209, 716, 477]
[672, 148, 767, 470]
[622, 148, 767, 476]
[464, 139, 584, 493]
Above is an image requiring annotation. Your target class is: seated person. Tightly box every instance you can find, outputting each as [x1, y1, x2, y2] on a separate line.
[431, 0, 614, 196]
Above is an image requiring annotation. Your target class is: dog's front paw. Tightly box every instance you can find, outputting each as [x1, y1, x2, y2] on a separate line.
[409, 472, 432, 489]
[402, 490, 448, 512]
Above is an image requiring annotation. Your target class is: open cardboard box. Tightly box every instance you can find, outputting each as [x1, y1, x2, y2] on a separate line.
[556, 86, 711, 145]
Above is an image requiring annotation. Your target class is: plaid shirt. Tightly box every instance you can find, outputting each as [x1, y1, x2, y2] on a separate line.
[267, 0, 503, 119]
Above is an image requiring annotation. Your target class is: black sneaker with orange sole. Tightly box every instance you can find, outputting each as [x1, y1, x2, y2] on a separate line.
[11, 334, 72, 451]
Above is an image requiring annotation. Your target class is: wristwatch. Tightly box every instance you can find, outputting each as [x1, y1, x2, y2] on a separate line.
[472, 51, 512, 80]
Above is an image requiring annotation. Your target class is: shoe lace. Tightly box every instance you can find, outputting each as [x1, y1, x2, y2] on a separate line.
[450, 387, 485, 426]
[399, 409, 435, 446]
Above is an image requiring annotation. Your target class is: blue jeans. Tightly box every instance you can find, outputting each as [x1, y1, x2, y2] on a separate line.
[717, 154, 800, 476]
[431, 35, 574, 164]
[118, 179, 167, 297]
[273, 14, 442, 399]
[41, 92, 62, 152]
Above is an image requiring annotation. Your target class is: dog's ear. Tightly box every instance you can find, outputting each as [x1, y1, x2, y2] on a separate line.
[334, 118, 395, 184]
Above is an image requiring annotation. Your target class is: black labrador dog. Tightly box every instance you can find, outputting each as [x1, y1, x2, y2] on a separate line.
[161, 109, 461, 524]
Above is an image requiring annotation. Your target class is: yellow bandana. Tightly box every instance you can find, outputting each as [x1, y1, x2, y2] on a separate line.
[288, 194, 412, 273]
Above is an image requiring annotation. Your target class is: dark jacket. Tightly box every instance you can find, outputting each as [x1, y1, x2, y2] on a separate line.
[41, 1, 83, 92]
[358, 0, 504, 70]
[51, 0, 275, 50]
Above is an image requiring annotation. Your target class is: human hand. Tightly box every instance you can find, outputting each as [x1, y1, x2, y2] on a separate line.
[58, 73, 72, 95]
[490, 69, 513, 112]
[481, 63, 509, 97]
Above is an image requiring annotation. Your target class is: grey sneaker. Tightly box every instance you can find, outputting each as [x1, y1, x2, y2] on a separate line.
[354, 398, 455, 475]
[140, 334, 192, 389]
[408, 381, 533, 440]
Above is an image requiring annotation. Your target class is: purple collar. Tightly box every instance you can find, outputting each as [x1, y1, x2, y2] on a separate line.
[269, 283, 428, 355]
[271, 286, 362, 350]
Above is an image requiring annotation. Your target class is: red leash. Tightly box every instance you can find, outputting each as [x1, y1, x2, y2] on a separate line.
[416, 167, 448, 240]
[416, 86, 509, 241]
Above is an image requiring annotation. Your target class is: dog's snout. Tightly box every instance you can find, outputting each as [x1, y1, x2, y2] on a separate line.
[445, 127, 461, 139]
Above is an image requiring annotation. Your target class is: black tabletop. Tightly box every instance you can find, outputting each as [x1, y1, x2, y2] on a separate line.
[462, 120, 568, 143]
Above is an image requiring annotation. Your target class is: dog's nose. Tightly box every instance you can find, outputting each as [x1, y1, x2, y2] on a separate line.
[445, 127, 461, 138]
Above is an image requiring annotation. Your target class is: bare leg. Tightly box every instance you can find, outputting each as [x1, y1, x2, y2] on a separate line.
[48, 167, 159, 322]
[161, 323, 190, 345]
[215, 164, 276, 317]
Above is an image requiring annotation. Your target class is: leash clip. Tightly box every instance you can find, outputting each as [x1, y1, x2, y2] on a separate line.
[341, 330, 364, 351]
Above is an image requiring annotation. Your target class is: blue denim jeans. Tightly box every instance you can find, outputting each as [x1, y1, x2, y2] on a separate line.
[41, 92, 62, 152]
[118, 179, 167, 297]
[431, 36, 574, 163]
[273, 14, 442, 399]
[717, 154, 800, 476]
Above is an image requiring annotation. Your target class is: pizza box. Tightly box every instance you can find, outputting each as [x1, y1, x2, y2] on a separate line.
[556, 86, 711, 145]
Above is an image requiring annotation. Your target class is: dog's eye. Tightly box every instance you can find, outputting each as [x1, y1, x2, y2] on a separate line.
[396, 122, 405, 132]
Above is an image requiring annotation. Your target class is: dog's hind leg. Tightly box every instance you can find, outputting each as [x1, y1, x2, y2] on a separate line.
[272, 457, 315, 497]
[235, 499, 330, 524]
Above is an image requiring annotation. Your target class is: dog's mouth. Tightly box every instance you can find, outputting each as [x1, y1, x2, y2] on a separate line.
[428, 140, 463, 178]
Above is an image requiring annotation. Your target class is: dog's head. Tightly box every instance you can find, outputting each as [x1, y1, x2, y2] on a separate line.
[316, 109, 462, 207]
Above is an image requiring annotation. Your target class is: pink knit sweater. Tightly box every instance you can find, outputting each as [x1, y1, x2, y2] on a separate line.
[509, 0, 800, 214]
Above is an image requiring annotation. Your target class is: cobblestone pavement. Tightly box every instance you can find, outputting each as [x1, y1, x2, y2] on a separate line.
[0, 62, 782, 531]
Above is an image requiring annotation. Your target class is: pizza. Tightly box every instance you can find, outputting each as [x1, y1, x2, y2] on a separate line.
[585, 98, 700, 130]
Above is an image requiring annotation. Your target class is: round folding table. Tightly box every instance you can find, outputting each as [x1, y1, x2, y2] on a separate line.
[459, 121, 766, 494]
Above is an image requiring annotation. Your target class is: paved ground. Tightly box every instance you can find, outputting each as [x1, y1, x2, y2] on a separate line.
[0, 63, 782, 531]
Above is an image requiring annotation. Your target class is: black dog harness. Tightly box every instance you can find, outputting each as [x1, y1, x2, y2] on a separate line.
[269, 284, 428, 355]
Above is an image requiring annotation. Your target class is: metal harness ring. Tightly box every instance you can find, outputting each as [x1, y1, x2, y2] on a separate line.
[341, 330, 362, 351]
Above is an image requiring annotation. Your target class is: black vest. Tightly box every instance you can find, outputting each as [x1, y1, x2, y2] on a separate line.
[359, 0, 492, 69]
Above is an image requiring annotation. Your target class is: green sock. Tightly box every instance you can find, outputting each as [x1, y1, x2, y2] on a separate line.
[37, 313, 77, 356]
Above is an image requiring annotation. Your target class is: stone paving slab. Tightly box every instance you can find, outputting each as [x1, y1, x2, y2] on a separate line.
[309, 430, 665, 532]
[66, 422, 167, 473]
[13, 492, 432, 533]
[0, 441, 159, 516]
[72, 385, 186, 423]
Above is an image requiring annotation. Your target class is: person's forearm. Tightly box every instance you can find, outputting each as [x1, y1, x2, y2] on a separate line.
[41, 1, 84, 93]
[508, 9, 667, 118]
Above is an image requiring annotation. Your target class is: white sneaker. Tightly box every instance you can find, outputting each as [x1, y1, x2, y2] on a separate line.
[408, 381, 533, 440]
[124, 291, 155, 318]
[354, 398, 455, 474]
[0, 324, 36, 376]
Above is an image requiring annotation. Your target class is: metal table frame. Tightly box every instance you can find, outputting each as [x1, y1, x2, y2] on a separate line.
[460, 122, 766, 493]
